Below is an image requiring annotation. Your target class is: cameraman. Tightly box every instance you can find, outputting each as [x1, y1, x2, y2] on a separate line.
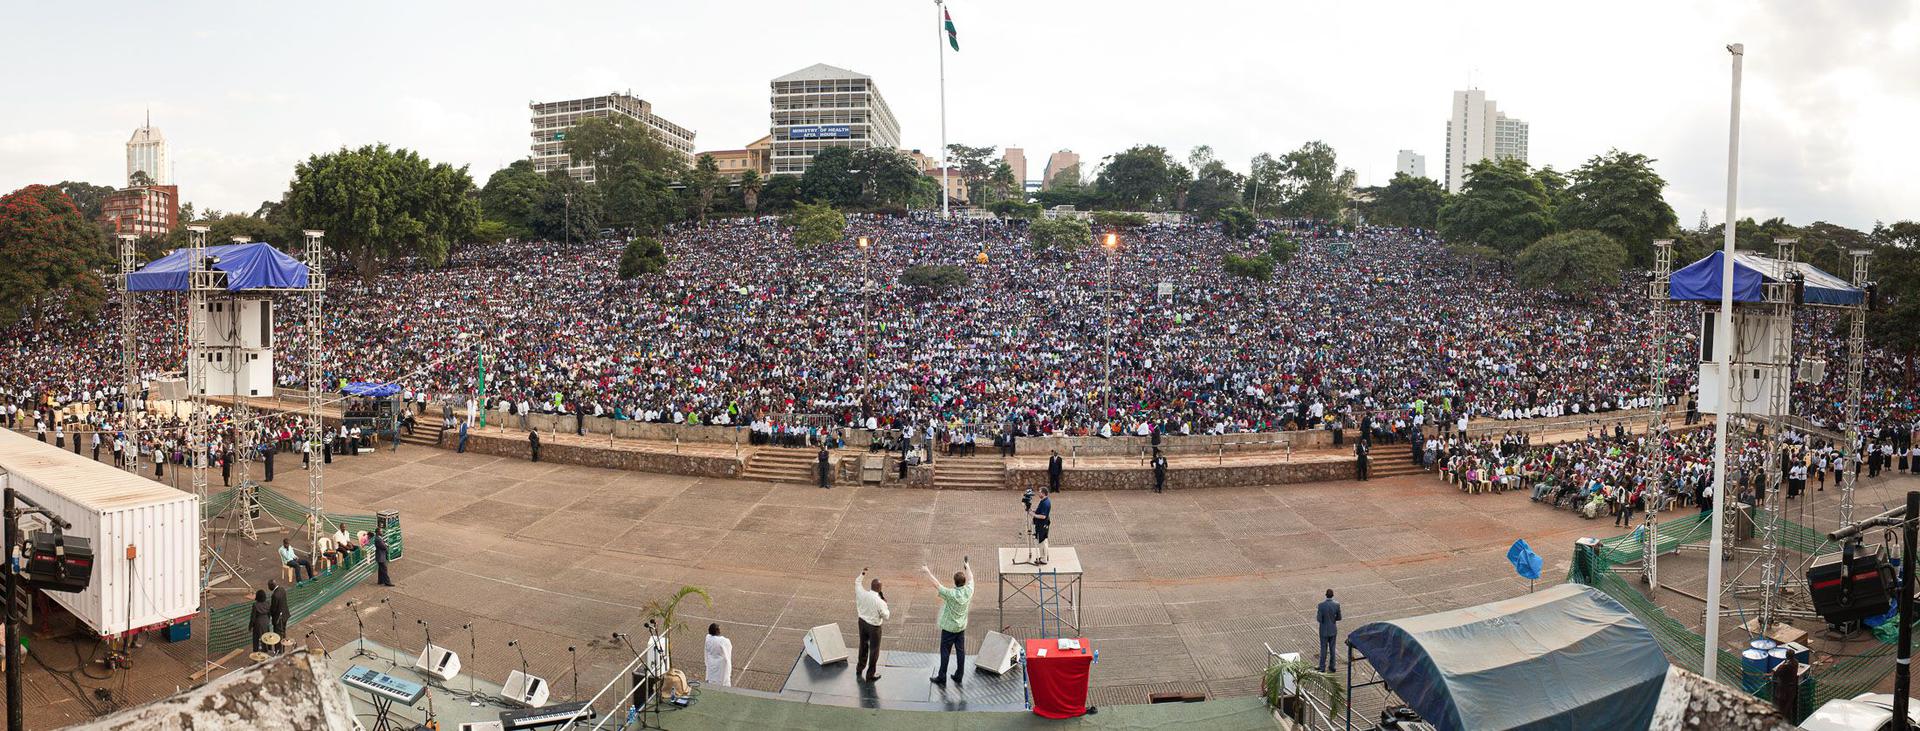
[1027, 485, 1052, 565]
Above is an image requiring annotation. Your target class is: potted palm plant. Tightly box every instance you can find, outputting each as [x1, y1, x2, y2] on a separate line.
[1262, 654, 1345, 723]
[640, 586, 713, 661]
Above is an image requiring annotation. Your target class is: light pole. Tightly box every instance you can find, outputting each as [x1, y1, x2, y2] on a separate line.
[563, 190, 572, 246]
[1101, 232, 1118, 419]
[858, 236, 873, 416]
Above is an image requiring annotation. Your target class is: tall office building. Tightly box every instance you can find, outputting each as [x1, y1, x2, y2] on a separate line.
[1041, 150, 1080, 189]
[126, 113, 170, 186]
[1442, 89, 1528, 193]
[1395, 150, 1427, 180]
[529, 92, 697, 182]
[1003, 147, 1027, 189]
[768, 63, 900, 176]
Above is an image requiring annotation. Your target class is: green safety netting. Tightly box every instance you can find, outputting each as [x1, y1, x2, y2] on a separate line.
[1569, 509, 1896, 710]
[201, 483, 404, 655]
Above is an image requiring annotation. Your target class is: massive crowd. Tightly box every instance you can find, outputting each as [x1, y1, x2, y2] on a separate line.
[1, 215, 1915, 445]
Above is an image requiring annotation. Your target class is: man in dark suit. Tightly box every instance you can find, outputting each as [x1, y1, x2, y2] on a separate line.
[268, 579, 290, 654]
[374, 523, 394, 587]
[817, 445, 831, 489]
[529, 428, 541, 462]
[1355, 441, 1370, 481]
[1316, 589, 1342, 672]
[1047, 450, 1064, 492]
[1151, 451, 1168, 493]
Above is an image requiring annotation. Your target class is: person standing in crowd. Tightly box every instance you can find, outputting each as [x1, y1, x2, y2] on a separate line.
[250, 589, 273, 654]
[528, 428, 541, 462]
[373, 522, 394, 587]
[854, 569, 890, 683]
[1151, 450, 1168, 493]
[1048, 449, 1064, 492]
[1355, 440, 1370, 481]
[925, 559, 974, 686]
[1317, 589, 1342, 672]
[457, 419, 469, 453]
[817, 444, 831, 489]
[268, 579, 290, 654]
[704, 624, 732, 687]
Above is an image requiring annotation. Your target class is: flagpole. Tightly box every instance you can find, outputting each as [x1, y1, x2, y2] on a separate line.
[1702, 41, 1744, 684]
[935, 0, 950, 219]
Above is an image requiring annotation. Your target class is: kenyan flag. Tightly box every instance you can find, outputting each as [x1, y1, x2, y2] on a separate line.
[943, 7, 958, 51]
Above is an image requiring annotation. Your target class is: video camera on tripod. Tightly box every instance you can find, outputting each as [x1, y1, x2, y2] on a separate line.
[1022, 488, 1034, 512]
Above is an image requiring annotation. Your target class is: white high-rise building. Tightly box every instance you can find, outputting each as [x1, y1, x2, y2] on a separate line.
[1395, 150, 1426, 180]
[769, 63, 900, 176]
[1442, 90, 1528, 193]
[126, 113, 170, 186]
[529, 92, 697, 182]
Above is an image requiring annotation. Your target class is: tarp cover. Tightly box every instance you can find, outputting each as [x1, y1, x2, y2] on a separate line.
[1669, 250, 1864, 306]
[127, 242, 310, 291]
[341, 382, 401, 398]
[1346, 583, 1668, 731]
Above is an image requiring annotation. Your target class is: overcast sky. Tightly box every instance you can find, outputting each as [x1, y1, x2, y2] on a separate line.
[3, 0, 1913, 230]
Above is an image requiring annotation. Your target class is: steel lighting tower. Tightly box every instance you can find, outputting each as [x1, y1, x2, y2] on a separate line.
[1101, 232, 1118, 418]
[117, 233, 139, 475]
[304, 229, 328, 560]
[1842, 247, 1872, 528]
[1641, 239, 1673, 588]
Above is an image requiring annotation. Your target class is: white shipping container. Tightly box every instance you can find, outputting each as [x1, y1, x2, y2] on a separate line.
[0, 429, 200, 637]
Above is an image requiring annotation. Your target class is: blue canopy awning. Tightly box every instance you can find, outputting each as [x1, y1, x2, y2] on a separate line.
[127, 242, 310, 292]
[1670, 250, 1865, 306]
[1346, 584, 1668, 731]
[341, 382, 402, 398]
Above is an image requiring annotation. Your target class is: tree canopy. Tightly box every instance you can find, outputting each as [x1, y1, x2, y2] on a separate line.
[286, 144, 480, 274]
[1436, 157, 1555, 257]
[1223, 253, 1274, 281]
[900, 264, 970, 293]
[1558, 150, 1677, 265]
[618, 235, 668, 279]
[53, 181, 117, 222]
[788, 201, 846, 248]
[1363, 173, 1448, 230]
[1218, 207, 1257, 240]
[1514, 229, 1627, 297]
[0, 185, 109, 325]
[1093, 145, 1186, 211]
[1273, 141, 1353, 221]
[479, 160, 550, 240]
[1028, 216, 1092, 254]
[561, 116, 686, 178]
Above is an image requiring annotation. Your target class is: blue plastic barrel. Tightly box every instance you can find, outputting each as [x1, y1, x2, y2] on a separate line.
[1740, 648, 1769, 693]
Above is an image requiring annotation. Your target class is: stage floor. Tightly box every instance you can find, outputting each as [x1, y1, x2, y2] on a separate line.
[779, 649, 1028, 712]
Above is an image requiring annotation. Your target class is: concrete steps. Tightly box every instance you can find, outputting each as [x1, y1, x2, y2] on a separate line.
[742, 448, 824, 484]
[1367, 443, 1426, 478]
[932, 456, 1007, 490]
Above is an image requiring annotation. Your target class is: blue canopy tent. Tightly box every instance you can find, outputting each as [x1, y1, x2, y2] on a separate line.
[341, 382, 402, 399]
[1669, 250, 1864, 307]
[1345, 584, 1668, 731]
[127, 242, 310, 291]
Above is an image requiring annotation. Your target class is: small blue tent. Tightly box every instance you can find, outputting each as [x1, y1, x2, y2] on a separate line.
[341, 382, 403, 399]
[127, 243, 310, 292]
[1669, 250, 1864, 307]
[1346, 584, 1668, 731]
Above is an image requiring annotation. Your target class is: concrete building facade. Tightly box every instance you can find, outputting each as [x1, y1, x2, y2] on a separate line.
[697, 135, 773, 180]
[1003, 147, 1027, 190]
[529, 92, 697, 182]
[1442, 89, 1528, 193]
[1042, 150, 1080, 189]
[769, 63, 900, 176]
[1395, 150, 1427, 180]
[126, 116, 170, 186]
[100, 185, 179, 238]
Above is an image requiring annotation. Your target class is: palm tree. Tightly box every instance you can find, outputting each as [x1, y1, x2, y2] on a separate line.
[642, 585, 712, 640]
[739, 169, 763, 214]
[690, 155, 722, 223]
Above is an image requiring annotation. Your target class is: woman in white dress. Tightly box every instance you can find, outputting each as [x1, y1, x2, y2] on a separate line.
[704, 624, 732, 687]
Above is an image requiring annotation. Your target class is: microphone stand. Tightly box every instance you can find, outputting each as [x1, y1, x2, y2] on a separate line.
[383, 598, 398, 666]
[348, 601, 373, 661]
[465, 624, 478, 706]
[417, 620, 439, 728]
[508, 640, 532, 703]
[568, 646, 579, 702]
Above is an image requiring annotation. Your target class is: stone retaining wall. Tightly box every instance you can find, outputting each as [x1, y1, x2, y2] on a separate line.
[1006, 458, 1356, 491]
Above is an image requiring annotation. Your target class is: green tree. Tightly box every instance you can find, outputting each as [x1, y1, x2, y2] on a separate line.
[1028, 216, 1092, 255]
[1532, 166, 1573, 216]
[1436, 157, 1554, 258]
[945, 143, 997, 184]
[989, 199, 1042, 220]
[1514, 230, 1627, 297]
[1092, 211, 1148, 228]
[1363, 173, 1449, 229]
[801, 147, 862, 206]
[1873, 220, 1920, 249]
[738, 169, 764, 214]
[758, 175, 804, 213]
[53, 181, 117, 222]
[0, 185, 109, 325]
[1185, 160, 1246, 221]
[899, 264, 971, 294]
[1218, 207, 1257, 240]
[980, 160, 1019, 206]
[531, 171, 603, 243]
[128, 170, 154, 187]
[286, 143, 480, 274]
[601, 163, 680, 234]
[1223, 253, 1274, 281]
[206, 213, 274, 243]
[479, 160, 551, 239]
[617, 235, 668, 279]
[1267, 235, 1300, 266]
[561, 116, 685, 178]
[1093, 145, 1185, 211]
[688, 154, 724, 222]
[1557, 150, 1677, 265]
[851, 148, 923, 209]
[1245, 153, 1285, 217]
[1275, 141, 1348, 221]
[788, 201, 846, 248]
[472, 219, 510, 245]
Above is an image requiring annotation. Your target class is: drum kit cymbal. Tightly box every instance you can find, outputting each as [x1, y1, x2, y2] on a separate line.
[251, 632, 284, 663]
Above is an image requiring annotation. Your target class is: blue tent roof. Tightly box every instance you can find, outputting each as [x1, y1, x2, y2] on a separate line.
[1670, 250, 1865, 306]
[127, 242, 310, 292]
[341, 382, 402, 398]
[1346, 584, 1668, 731]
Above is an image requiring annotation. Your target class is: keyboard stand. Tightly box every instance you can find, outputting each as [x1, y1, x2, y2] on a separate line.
[368, 694, 399, 731]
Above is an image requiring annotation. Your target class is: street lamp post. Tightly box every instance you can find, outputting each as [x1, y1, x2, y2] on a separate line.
[563, 190, 572, 247]
[858, 236, 873, 416]
[1101, 232, 1118, 419]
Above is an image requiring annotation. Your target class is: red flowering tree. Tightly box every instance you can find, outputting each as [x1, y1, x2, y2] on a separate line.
[0, 184, 110, 326]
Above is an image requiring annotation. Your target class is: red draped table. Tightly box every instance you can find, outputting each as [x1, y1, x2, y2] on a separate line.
[1025, 638, 1092, 718]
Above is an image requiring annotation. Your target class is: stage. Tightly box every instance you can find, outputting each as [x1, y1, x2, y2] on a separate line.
[326, 638, 598, 730]
[778, 648, 1028, 712]
[997, 546, 1083, 636]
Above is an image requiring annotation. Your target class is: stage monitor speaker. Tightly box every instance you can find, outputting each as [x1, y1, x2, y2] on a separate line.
[803, 624, 849, 666]
[414, 643, 462, 682]
[458, 723, 503, 731]
[975, 630, 1021, 675]
[502, 669, 550, 708]
[1808, 549, 1893, 624]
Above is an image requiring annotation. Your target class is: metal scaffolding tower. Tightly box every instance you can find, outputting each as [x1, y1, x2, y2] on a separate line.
[1842, 248, 1872, 528]
[304, 230, 328, 559]
[1755, 237, 1798, 632]
[117, 233, 140, 476]
[1642, 240, 1673, 588]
